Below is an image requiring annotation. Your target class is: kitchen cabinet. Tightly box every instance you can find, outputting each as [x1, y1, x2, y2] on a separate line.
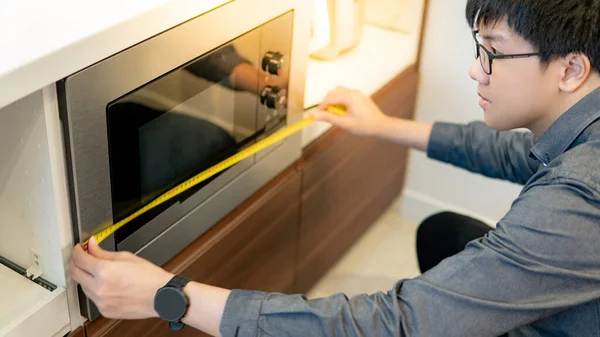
[0, 87, 77, 337]
[297, 65, 418, 292]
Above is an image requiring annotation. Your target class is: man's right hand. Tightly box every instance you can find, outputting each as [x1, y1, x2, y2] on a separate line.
[314, 86, 390, 137]
[314, 86, 433, 152]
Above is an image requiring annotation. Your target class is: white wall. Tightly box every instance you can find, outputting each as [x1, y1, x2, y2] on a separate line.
[399, 0, 522, 226]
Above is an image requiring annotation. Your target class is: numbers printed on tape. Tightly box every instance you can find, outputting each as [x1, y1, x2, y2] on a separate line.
[87, 105, 346, 244]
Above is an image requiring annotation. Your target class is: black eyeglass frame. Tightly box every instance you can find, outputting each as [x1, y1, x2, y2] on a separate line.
[472, 30, 540, 75]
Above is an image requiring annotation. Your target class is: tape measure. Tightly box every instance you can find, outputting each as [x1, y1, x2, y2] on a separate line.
[86, 104, 346, 245]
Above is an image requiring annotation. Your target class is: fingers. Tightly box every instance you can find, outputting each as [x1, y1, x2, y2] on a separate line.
[313, 110, 349, 128]
[318, 86, 355, 110]
[72, 242, 105, 276]
[326, 104, 347, 116]
[87, 236, 127, 261]
[70, 258, 95, 287]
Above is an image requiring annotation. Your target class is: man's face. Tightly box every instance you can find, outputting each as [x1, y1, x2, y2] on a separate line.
[469, 19, 558, 132]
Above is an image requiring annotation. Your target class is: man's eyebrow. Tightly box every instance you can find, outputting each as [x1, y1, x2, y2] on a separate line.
[481, 33, 507, 43]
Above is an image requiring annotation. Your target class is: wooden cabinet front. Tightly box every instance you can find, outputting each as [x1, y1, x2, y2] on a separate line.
[296, 65, 419, 292]
[66, 326, 86, 337]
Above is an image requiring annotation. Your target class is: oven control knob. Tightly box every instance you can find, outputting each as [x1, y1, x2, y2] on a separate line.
[262, 51, 284, 76]
[260, 86, 287, 109]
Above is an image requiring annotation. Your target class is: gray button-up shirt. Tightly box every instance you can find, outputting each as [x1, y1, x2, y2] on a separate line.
[219, 87, 600, 337]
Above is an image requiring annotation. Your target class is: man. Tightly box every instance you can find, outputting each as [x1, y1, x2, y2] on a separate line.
[70, 0, 600, 335]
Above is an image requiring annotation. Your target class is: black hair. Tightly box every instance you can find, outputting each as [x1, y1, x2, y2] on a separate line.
[466, 0, 600, 72]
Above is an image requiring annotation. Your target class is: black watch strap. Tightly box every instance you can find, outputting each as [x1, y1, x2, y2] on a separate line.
[167, 275, 192, 289]
[160, 275, 192, 331]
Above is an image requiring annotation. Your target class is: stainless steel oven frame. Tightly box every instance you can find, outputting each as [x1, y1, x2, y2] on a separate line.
[57, 0, 311, 320]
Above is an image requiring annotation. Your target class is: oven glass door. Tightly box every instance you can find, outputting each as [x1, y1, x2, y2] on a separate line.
[106, 30, 272, 244]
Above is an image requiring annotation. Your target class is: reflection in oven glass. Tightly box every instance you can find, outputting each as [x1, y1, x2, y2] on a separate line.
[137, 104, 236, 201]
[106, 42, 285, 243]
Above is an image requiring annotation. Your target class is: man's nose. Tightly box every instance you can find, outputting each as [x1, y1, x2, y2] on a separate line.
[469, 59, 489, 85]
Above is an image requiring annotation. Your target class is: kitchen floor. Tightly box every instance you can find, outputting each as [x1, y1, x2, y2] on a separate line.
[307, 200, 422, 299]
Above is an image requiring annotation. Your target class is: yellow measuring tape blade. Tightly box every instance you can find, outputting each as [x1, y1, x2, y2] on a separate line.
[87, 104, 346, 244]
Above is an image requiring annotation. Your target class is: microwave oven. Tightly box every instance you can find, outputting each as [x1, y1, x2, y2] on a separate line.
[57, 0, 310, 319]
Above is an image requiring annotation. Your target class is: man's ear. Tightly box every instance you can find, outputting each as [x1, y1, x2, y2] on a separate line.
[558, 53, 592, 93]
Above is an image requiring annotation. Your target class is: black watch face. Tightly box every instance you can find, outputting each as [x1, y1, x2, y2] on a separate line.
[155, 287, 188, 321]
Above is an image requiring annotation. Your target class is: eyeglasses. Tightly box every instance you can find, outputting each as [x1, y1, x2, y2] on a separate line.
[472, 30, 540, 75]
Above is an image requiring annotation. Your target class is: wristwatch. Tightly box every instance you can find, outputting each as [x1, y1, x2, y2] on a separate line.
[154, 275, 192, 331]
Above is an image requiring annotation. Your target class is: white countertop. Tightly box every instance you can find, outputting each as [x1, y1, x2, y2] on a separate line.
[0, 0, 231, 109]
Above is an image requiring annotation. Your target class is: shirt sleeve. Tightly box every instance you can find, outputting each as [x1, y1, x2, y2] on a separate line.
[427, 121, 540, 185]
[219, 172, 600, 337]
[184, 44, 251, 88]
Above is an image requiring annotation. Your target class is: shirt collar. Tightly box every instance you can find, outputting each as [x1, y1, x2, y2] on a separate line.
[531, 87, 600, 166]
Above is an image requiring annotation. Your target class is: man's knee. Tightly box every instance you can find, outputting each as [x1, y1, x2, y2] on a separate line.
[417, 211, 462, 240]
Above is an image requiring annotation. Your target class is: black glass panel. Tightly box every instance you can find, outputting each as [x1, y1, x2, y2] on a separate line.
[107, 41, 262, 243]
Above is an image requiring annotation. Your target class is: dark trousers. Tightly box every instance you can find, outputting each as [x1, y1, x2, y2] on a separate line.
[416, 211, 509, 337]
[416, 211, 492, 273]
